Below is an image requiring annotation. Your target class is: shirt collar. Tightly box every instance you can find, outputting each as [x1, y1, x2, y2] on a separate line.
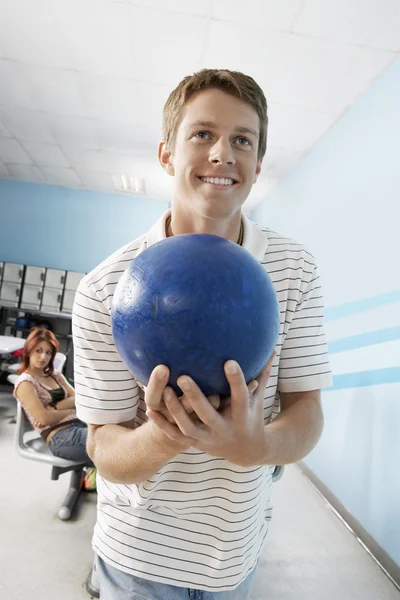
[146, 209, 268, 261]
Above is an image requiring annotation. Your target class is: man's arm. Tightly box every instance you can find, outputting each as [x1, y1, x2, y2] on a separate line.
[85, 366, 190, 484]
[261, 389, 323, 466]
[87, 419, 189, 484]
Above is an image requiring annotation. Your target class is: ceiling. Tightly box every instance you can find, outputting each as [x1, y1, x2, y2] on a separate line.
[0, 0, 399, 213]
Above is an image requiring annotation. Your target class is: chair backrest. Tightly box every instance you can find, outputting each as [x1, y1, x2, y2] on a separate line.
[15, 401, 34, 451]
[54, 352, 67, 372]
[7, 373, 18, 386]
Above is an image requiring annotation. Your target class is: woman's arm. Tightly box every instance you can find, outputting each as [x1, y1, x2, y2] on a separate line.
[16, 381, 74, 427]
[53, 373, 76, 409]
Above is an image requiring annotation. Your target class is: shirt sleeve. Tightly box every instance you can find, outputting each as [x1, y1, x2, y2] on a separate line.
[277, 260, 333, 393]
[72, 278, 140, 425]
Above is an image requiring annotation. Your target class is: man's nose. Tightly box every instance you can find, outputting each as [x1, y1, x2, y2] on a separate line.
[209, 138, 236, 166]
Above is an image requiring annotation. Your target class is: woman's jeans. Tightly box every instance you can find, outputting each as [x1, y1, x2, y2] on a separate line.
[48, 421, 94, 466]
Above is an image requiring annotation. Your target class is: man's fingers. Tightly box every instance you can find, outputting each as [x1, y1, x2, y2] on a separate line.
[181, 392, 220, 414]
[145, 365, 170, 411]
[146, 409, 194, 446]
[177, 377, 223, 430]
[208, 394, 220, 410]
[256, 351, 276, 388]
[248, 380, 259, 396]
[224, 360, 249, 422]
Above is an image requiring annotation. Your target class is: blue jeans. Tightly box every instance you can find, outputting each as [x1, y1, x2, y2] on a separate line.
[48, 421, 94, 466]
[96, 555, 256, 600]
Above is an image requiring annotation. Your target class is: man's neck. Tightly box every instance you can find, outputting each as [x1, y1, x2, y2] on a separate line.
[168, 209, 243, 244]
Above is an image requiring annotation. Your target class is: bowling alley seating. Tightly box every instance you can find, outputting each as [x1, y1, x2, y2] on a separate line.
[14, 402, 87, 520]
[9, 352, 87, 521]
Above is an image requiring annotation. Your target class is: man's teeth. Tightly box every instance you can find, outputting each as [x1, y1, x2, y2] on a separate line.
[200, 176, 235, 185]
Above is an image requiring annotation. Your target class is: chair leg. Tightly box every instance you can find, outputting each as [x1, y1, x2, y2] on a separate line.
[58, 469, 84, 521]
[86, 555, 100, 598]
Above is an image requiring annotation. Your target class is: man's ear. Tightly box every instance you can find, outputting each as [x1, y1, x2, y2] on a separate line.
[158, 141, 175, 176]
[254, 156, 263, 183]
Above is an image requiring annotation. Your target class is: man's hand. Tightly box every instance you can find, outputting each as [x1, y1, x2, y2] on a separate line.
[145, 366, 221, 423]
[145, 365, 259, 424]
[146, 353, 275, 466]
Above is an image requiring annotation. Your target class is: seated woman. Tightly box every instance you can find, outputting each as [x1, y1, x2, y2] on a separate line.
[13, 327, 96, 490]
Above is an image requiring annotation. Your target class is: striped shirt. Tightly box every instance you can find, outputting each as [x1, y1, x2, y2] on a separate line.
[73, 210, 332, 592]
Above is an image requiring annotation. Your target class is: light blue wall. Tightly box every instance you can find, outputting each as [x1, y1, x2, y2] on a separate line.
[252, 57, 400, 565]
[0, 181, 168, 273]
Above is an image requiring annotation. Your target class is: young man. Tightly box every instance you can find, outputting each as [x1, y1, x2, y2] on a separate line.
[73, 69, 332, 600]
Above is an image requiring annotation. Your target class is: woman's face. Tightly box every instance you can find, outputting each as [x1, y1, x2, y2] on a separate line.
[30, 341, 53, 371]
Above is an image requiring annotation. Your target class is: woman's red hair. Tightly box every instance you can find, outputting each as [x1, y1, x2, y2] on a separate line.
[19, 327, 59, 375]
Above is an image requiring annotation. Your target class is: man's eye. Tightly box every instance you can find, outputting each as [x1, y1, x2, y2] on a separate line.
[195, 131, 210, 139]
[236, 137, 250, 146]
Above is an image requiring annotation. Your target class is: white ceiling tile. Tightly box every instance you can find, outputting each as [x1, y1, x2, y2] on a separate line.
[369, 7, 400, 51]
[267, 104, 337, 152]
[0, 0, 70, 68]
[204, 20, 395, 113]
[42, 114, 99, 149]
[338, 48, 397, 109]
[0, 161, 10, 178]
[128, 0, 214, 17]
[41, 167, 83, 187]
[76, 73, 168, 125]
[262, 146, 305, 178]
[92, 121, 160, 154]
[75, 170, 117, 192]
[51, 0, 133, 78]
[0, 118, 12, 138]
[0, 107, 55, 143]
[203, 20, 281, 90]
[128, 6, 209, 85]
[0, 60, 88, 116]
[20, 141, 70, 168]
[0, 59, 26, 107]
[7, 164, 46, 183]
[0, 138, 33, 165]
[212, 0, 303, 31]
[293, 0, 399, 46]
[61, 146, 149, 174]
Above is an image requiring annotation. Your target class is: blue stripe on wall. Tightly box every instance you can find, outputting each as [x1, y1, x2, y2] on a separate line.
[325, 291, 400, 322]
[328, 326, 400, 353]
[327, 367, 400, 390]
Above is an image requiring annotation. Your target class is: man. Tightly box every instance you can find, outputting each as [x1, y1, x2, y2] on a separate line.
[73, 69, 332, 600]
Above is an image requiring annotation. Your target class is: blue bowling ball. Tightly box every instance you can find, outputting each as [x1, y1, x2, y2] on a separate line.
[111, 234, 280, 397]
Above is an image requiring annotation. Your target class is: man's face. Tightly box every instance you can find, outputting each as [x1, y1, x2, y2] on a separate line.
[161, 88, 263, 219]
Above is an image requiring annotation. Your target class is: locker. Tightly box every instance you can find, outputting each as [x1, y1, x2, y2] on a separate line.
[61, 289, 77, 314]
[3, 263, 24, 283]
[25, 266, 46, 286]
[45, 268, 66, 289]
[21, 284, 42, 310]
[0, 281, 21, 307]
[41, 287, 63, 313]
[65, 271, 85, 291]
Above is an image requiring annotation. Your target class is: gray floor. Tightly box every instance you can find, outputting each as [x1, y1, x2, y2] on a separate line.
[0, 386, 399, 600]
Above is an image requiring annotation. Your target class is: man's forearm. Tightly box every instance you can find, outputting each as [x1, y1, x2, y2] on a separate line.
[261, 395, 324, 466]
[88, 420, 188, 484]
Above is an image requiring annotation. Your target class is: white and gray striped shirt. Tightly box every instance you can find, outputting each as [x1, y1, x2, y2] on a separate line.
[73, 210, 332, 592]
